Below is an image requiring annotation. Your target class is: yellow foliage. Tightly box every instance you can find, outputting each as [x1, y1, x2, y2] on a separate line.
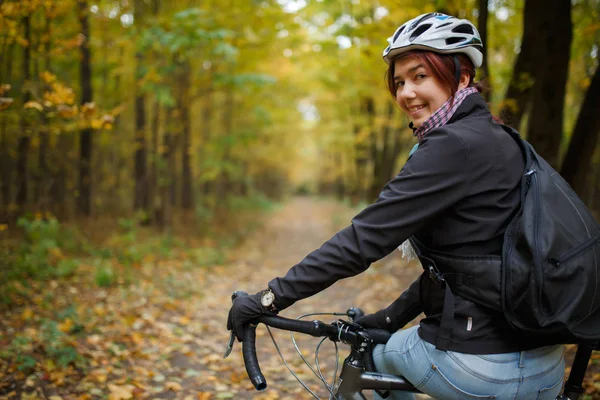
[16, 36, 29, 47]
[57, 105, 77, 119]
[81, 102, 96, 117]
[40, 71, 57, 84]
[22, 307, 34, 320]
[0, 84, 10, 95]
[24, 101, 44, 112]
[0, 97, 14, 111]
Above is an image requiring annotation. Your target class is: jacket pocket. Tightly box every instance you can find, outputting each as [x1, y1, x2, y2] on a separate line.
[548, 234, 598, 266]
[416, 364, 497, 400]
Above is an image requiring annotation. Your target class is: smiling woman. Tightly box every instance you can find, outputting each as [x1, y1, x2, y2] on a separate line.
[227, 12, 566, 400]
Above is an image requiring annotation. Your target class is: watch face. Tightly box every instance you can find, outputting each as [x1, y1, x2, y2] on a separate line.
[261, 291, 275, 307]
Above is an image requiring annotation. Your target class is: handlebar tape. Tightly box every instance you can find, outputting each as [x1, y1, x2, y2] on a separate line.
[258, 316, 339, 337]
[242, 325, 267, 391]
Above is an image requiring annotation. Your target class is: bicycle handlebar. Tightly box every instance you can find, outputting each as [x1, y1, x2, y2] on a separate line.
[232, 294, 392, 391]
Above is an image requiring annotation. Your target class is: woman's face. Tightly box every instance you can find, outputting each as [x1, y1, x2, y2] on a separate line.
[393, 56, 452, 128]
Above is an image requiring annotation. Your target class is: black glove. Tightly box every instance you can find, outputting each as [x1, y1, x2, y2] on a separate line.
[354, 276, 424, 333]
[354, 309, 394, 331]
[227, 291, 278, 341]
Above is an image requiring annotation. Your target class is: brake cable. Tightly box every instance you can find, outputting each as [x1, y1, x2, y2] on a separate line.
[265, 312, 348, 400]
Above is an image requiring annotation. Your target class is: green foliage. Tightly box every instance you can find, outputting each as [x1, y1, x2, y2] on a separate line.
[95, 261, 116, 288]
[40, 319, 86, 369]
[2, 317, 85, 372]
[1, 217, 83, 284]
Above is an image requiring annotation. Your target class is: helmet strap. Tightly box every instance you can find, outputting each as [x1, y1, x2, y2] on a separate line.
[453, 55, 461, 87]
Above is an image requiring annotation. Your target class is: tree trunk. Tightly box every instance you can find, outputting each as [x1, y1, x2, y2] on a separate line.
[134, 0, 148, 213]
[149, 99, 160, 218]
[179, 62, 193, 210]
[38, 8, 53, 215]
[218, 68, 235, 206]
[158, 132, 173, 230]
[499, 0, 538, 128]
[16, 15, 32, 211]
[477, 0, 491, 102]
[526, 0, 572, 168]
[353, 102, 368, 204]
[1, 43, 14, 217]
[560, 63, 600, 199]
[200, 70, 214, 198]
[148, 0, 161, 220]
[78, 0, 93, 216]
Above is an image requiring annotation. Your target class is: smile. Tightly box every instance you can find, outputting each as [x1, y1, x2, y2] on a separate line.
[408, 105, 426, 115]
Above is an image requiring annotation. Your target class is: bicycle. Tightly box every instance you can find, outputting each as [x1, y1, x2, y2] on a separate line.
[225, 292, 598, 400]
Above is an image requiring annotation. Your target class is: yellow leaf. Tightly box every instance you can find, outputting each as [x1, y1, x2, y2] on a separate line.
[91, 118, 103, 130]
[40, 71, 57, 84]
[22, 307, 34, 320]
[58, 318, 73, 333]
[57, 104, 76, 118]
[108, 384, 134, 400]
[21, 392, 39, 400]
[24, 101, 44, 112]
[0, 97, 14, 110]
[49, 396, 64, 400]
[0, 84, 10, 95]
[197, 392, 212, 400]
[81, 102, 96, 117]
[165, 381, 182, 392]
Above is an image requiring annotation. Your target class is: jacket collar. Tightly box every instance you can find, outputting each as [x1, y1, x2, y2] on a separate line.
[447, 92, 490, 124]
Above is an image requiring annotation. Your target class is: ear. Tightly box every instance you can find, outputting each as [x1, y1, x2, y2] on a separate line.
[458, 73, 470, 90]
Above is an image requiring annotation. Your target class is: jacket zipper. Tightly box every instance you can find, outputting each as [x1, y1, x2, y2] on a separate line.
[527, 170, 544, 315]
[549, 235, 599, 266]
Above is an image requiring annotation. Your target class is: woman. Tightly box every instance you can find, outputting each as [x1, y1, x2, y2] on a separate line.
[227, 13, 565, 400]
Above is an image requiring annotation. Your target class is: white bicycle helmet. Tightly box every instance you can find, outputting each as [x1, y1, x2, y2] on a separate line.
[382, 13, 483, 68]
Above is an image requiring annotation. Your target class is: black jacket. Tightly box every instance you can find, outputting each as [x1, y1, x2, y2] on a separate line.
[268, 93, 540, 353]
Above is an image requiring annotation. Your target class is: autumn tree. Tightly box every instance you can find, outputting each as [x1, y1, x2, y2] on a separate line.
[78, 0, 94, 216]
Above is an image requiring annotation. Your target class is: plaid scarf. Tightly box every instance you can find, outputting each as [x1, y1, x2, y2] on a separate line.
[413, 87, 479, 143]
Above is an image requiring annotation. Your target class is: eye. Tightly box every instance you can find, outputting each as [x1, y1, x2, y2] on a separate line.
[395, 81, 405, 90]
[415, 73, 426, 81]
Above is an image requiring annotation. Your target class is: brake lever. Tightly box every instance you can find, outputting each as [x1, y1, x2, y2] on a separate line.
[224, 290, 248, 359]
[223, 330, 236, 359]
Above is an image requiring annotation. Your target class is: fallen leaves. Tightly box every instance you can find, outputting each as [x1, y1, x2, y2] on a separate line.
[108, 383, 135, 400]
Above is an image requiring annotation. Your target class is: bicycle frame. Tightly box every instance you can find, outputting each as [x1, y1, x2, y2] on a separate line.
[335, 346, 420, 400]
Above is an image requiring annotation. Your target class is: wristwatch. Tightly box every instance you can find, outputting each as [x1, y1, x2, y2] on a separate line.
[260, 289, 278, 312]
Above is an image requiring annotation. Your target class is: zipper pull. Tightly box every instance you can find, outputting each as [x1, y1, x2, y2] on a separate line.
[548, 257, 560, 267]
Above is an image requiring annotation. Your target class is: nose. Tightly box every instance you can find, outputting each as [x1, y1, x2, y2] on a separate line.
[396, 82, 416, 104]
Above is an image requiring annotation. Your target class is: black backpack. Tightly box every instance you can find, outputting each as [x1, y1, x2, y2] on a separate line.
[502, 126, 600, 341]
[410, 126, 600, 349]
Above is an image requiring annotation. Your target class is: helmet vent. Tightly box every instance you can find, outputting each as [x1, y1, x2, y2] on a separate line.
[436, 22, 453, 29]
[392, 25, 406, 42]
[446, 37, 466, 45]
[452, 24, 475, 34]
[408, 13, 435, 31]
[409, 24, 433, 41]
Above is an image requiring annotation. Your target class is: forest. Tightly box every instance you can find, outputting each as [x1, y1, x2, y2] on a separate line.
[1, 0, 599, 399]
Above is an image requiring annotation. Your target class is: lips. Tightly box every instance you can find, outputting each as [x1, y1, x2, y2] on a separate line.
[408, 104, 426, 116]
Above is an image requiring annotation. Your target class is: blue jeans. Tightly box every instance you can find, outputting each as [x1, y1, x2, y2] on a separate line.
[372, 326, 565, 400]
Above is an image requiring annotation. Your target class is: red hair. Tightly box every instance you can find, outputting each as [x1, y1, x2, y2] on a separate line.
[385, 50, 482, 98]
